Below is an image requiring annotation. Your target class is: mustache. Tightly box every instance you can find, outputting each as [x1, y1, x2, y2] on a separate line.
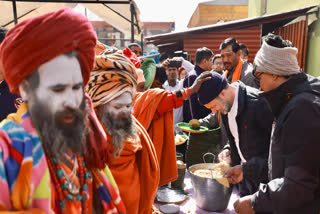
[55, 107, 85, 125]
[29, 95, 88, 161]
[54, 98, 86, 126]
[113, 118, 131, 129]
[99, 109, 136, 157]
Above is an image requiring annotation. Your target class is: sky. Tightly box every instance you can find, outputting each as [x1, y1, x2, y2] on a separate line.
[74, 0, 208, 32]
[134, 0, 208, 31]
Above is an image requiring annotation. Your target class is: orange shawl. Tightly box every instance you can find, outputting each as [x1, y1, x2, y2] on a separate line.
[132, 88, 178, 186]
[224, 59, 243, 82]
[106, 117, 159, 214]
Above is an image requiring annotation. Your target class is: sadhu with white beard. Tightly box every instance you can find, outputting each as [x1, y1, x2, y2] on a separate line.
[86, 53, 158, 214]
[0, 8, 125, 213]
[86, 52, 210, 214]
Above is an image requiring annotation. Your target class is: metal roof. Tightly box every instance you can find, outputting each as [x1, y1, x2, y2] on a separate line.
[145, 5, 318, 45]
[0, 0, 142, 40]
[201, 0, 248, 6]
[0, 0, 132, 3]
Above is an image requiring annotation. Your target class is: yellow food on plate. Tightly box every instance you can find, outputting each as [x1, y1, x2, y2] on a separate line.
[193, 162, 230, 188]
[175, 135, 187, 145]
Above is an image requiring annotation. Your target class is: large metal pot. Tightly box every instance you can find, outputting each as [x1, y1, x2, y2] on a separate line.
[189, 162, 233, 212]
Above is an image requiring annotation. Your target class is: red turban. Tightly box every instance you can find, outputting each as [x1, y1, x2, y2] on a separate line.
[0, 7, 97, 94]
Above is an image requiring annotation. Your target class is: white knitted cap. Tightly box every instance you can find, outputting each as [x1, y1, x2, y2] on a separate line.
[254, 41, 300, 76]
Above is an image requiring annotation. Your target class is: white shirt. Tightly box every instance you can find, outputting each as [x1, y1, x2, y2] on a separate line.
[182, 59, 194, 73]
[227, 82, 246, 163]
[162, 80, 184, 128]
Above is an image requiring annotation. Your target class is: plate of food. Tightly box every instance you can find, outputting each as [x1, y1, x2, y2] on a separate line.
[175, 134, 188, 145]
[155, 186, 189, 204]
[176, 119, 208, 134]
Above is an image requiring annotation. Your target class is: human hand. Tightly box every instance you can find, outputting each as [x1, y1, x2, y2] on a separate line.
[172, 57, 184, 62]
[162, 57, 183, 69]
[162, 58, 170, 69]
[224, 165, 243, 184]
[218, 149, 231, 164]
[190, 71, 212, 93]
[233, 195, 255, 214]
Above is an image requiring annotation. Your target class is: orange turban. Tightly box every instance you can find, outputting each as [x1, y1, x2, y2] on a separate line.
[0, 7, 97, 94]
[86, 52, 137, 108]
[95, 41, 109, 56]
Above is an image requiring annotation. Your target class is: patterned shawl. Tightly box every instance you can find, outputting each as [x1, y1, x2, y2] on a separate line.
[0, 103, 126, 213]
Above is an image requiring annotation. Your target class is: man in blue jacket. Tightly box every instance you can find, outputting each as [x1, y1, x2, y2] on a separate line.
[183, 47, 213, 122]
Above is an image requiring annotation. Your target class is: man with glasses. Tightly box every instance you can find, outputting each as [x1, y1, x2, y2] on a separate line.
[234, 33, 320, 214]
[212, 54, 225, 75]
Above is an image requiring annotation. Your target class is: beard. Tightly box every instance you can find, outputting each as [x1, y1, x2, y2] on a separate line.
[29, 95, 88, 161]
[217, 96, 232, 115]
[221, 102, 231, 115]
[223, 62, 232, 71]
[99, 105, 137, 157]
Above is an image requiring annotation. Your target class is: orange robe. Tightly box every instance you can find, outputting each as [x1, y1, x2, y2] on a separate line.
[132, 88, 178, 186]
[106, 117, 159, 214]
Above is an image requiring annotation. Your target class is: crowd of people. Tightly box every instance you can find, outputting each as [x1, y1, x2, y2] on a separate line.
[0, 7, 319, 214]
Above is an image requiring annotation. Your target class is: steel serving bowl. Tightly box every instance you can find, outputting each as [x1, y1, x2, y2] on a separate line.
[189, 163, 233, 212]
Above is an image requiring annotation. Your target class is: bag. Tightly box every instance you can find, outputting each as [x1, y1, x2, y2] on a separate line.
[186, 127, 221, 168]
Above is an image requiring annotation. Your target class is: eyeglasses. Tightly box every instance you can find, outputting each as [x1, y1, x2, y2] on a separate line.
[253, 71, 263, 79]
[214, 62, 223, 66]
[252, 65, 263, 80]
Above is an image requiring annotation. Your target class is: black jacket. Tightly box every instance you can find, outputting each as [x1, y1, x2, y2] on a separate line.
[221, 82, 273, 196]
[183, 65, 211, 122]
[0, 81, 19, 121]
[252, 73, 320, 214]
[200, 111, 228, 147]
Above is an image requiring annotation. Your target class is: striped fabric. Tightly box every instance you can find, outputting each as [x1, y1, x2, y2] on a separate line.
[86, 52, 138, 108]
[0, 104, 126, 213]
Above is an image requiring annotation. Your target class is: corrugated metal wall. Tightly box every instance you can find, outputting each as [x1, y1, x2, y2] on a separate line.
[274, 19, 308, 70]
[184, 26, 262, 63]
